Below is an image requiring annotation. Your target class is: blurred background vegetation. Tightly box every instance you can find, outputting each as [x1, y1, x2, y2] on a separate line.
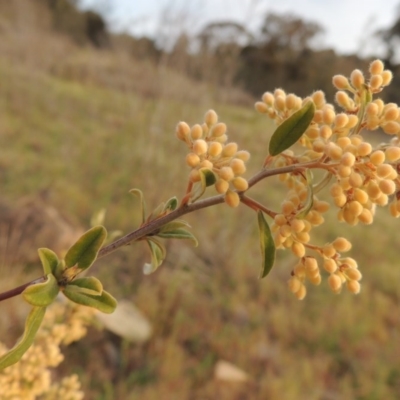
[0, 0, 400, 399]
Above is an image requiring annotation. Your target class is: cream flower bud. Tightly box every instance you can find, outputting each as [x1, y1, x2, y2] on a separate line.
[232, 177, 249, 191]
[381, 70, 393, 86]
[208, 141, 223, 157]
[288, 276, 302, 293]
[344, 268, 362, 281]
[215, 179, 229, 194]
[335, 113, 349, 129]
[221, 142, 238, 157]
[204, 109, 218, 126]
[335, 91, 352, 109]
[357, 142, 372, 157]
[225, 190, 240, 208]
[332, 237, 352, 252]
[323, 258, 337, 274]
[219, 166, 235, 181]
[385, 146, 400, 162]
[176, 121, 190, 140]
[332, 75, 350, 90]
[211, 123, 227, 137]
[191, 124, 203, 140]
[291, 242, 305, 257]
[328, 274, 343, 292]
[346, 280, 361, 294]
[312, 90, 325, 107]
[255, 101, 269, 114]
[369, 59, 384, 75]
[186, 153, 200, 167]
[295, 284, 307, 300]
[350, 69, 365, 88]
[235, 150, 251, 162]
[304, 257, 318, 272]
[262, 92, 274, 105]
[382, 121, 400, 135]
[370, 75, 383, 90]
[193, 139, 208, 155]
[230, 158, 246, 175]
[370, 150, 385, 165]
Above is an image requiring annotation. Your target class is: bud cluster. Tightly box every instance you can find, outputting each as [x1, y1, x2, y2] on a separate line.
[176, 110, 250, 207]
[255, 60, 400, 299]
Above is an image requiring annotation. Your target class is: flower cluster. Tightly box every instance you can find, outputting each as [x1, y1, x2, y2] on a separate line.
[255, 59, 400, 299]
[176, 110, 250, 207]
[0, 301, 95, 399]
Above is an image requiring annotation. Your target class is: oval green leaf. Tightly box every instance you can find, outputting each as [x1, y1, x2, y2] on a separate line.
[22, 274, 59, 307]
[65, 226, 107, 271]
[63, 287, 117, 314]
[257, 211, 276, 278]
[130, 188, 146, 223]
[157, 228, 198, 247]
[66, 276, 103, 296]
[269, 101, 315, 156]
[159, 220, 191, 232]
[143, 238, 166, 275]
[0, 306, 46, 370]
[296, 170, 314, 219]
[38, 248, 59, 276]
[163, 197, 178, 212]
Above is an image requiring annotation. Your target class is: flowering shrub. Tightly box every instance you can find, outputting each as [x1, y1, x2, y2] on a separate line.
[1, 60, 399, 396]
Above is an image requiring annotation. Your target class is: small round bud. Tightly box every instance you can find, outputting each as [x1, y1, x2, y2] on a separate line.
[328, 274, 343, 293]
[176, 121, 190, 140]
[385, 146, 400, 162]
[350, 69, 365, 88]
[186, 153, 200, 167]
[221, 142, 238, 157]
[376, 164, 395, 179]
[322, 107, 335, 124]
[193, 139, 208, 155]
[333, 194, 347, 208]
[219, 166, 235, 181]
[295, 284, 307, 300]
[262, 92, 274, 105]
[349, 172, 363, 188]
[189, 169, 201, 182]
[274, 214, 287, 226]
[304, 257, 318, 272]
[255, 102, 269, 114]
[341, 152, 356, 166]
[366, 181, 381, 199]
[200, 160, 213, 169]
[335, 91, 352, 109]
[383, 104, 399, 121]
[320, 125, 332, 139]
[232, 177, 249, 191]
[286, 93, 299, 110]
[358, 208, 373, 224]
[309, 274, 321, 285]
[335, 113, 349, 129]
[225, 190, 240, 208]
[346, 280, 361, 294]
[338, 165, 352, 178]
[381, 70, 393, 86]
[344, 268, 362, 281]
[366, 102, 379, 116]
[332, 75, 350, 90]
[346, 115, 358, 128]
[323, 258, 337, 274]
[379, 179, 396, 195]
[191, 124, 203, 140]
[291, 242, 305, 257]
[369, 59, 384, 75]
[353, 188, 368, 204]
[282, 200, 296, 215]
[275, 95, 286, 111]
[230, 158, 246, 175]
[330, 183, 344, 197]
[357, 142, 372, 157]
[370, 150, 385, 165]
[236, 150, 250, 162]
[211, 123, 227, 137]
[215, 179, 229, 194]
[204, 109, 218, 126]
[208, 141, 223, 157]
[288, 276, 302, 293]
[332, 237, 352, 252]
[370, 75, 383, 90]
[382, 121, 400, 135]
[290, 219, 305, 232]
[312, 90, 325, 107]
[214, 134, 228, 143]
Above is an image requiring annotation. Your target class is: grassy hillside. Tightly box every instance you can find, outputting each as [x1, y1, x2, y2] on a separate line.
[0, 24, 400, 400]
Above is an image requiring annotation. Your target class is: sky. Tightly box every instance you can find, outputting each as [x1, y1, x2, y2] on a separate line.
[79, 0, 400, 56]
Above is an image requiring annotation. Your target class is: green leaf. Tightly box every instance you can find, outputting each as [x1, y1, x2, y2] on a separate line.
[38, 248, 59, 276]
[257, 211, 276, 278]
[143, 238, 166, 275]
[22, 274, 59, 307]
[191, 168, 216, 202]
[159, 219, 191, 232]
[130, 188, 146, 223]
[63, 287, 117, 314]
[157, 228, 198, 247]
[296, 170, 314, 219]
[65, 276, 103, 296]
[269, 101, 315, 156]
[148, 201, 165, 221]
[0, 306, 46, 370]
[163, 197, 178, 212]
[64, 226, 107, 271]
